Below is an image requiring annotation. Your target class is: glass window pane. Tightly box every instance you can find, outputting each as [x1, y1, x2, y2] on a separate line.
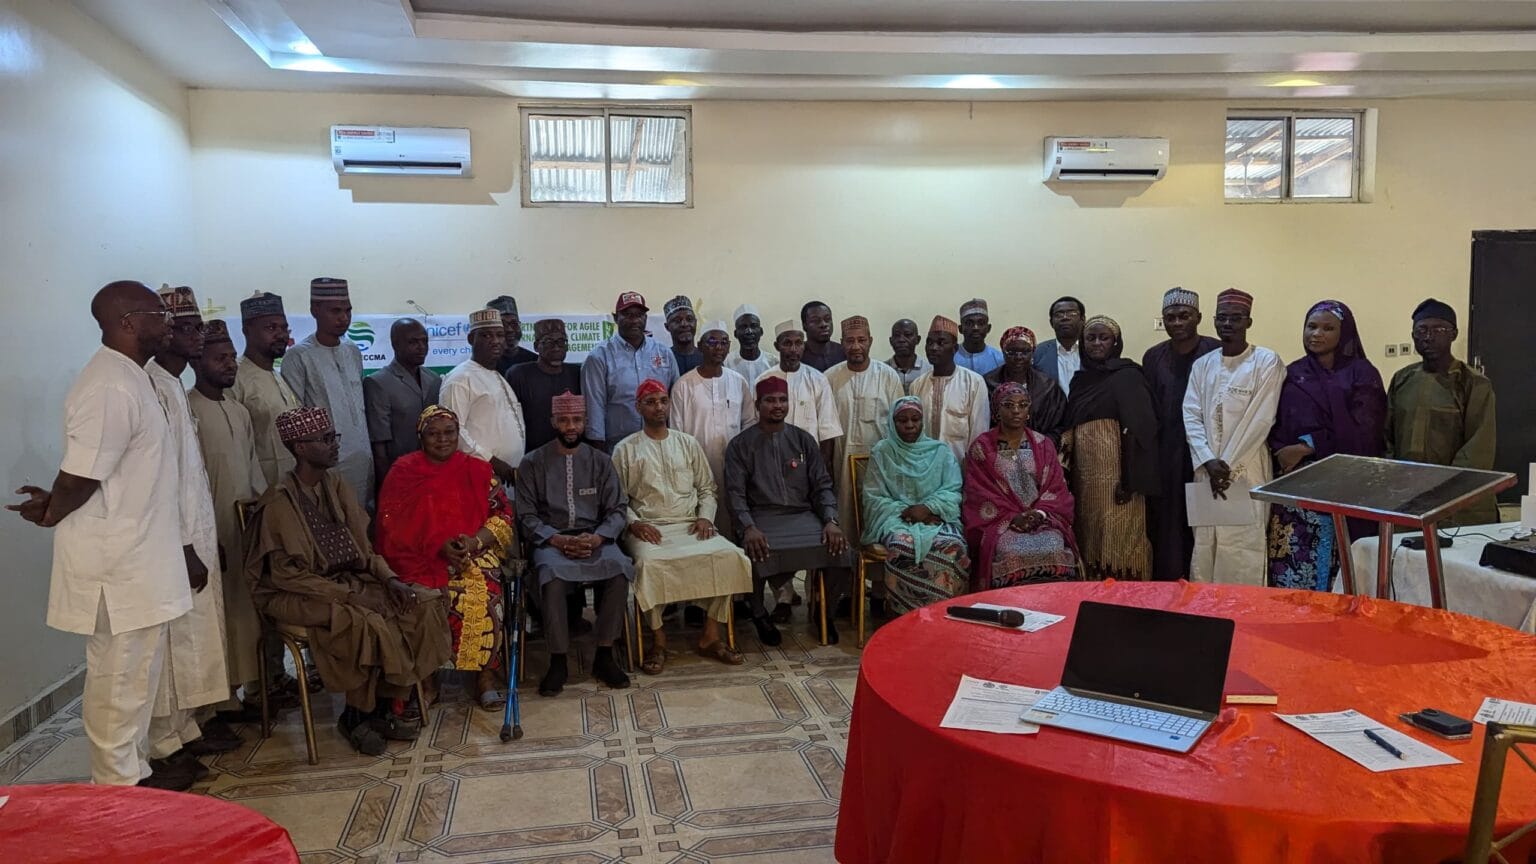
[1292, 117, 1357, 199]
[526, 114, 606, 203]
[1224, 118, 1285, 200]
[610, 115, 688, 204]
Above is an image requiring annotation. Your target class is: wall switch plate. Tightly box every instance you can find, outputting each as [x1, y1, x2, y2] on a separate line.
[1385, 344, 1399, 357]
[1399, 343, 1412, 356]
[1154, 318, 1165, 330]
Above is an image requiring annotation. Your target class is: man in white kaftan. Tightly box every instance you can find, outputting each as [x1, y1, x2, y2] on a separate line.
[911, 316, 991, 463]
[824, 316, 905, 530]
[441, 308, 527, 482]
[670, 320, 755, 537]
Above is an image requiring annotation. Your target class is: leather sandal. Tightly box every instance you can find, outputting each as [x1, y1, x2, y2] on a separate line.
[696, 640, 744, 666]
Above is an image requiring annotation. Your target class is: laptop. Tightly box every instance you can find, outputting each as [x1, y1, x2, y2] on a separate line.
[1020, 601, 1235, 753]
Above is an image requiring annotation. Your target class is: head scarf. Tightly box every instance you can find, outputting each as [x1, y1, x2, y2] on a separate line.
[1305, 300, 1366, 363]
[992, 381, 1030, 407]
[276, 407, 332, 443]
[863, 397, 961, 562]
[755, 374, 789, 399]
[1000, 326, 1035, 350]
[636, 378, 668, 403]
[416, 404, 458, 437]
[1412, 298, 1456, 328]
[1062, 315, 1161, 496]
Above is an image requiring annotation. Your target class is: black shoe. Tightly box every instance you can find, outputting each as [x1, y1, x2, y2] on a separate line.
[338, 714, 387, 756]
[216, 700, 270, 724]
[593, 648, 631, 690]
[835, 596, 852, 620]
[752, 614, 782, 647]
[169, 748, 211, 781]
[683, 605, 706, 628]
[539, 654, 569, 697]
[819, 617, 841, 646]
[138, 760, 196, 791]
[869, 597, 887, 619]
[184, 733, 241, 756]
[368, 713, 420, 742]
[770, 603, 792, 624]
[732, 599, 752, 618]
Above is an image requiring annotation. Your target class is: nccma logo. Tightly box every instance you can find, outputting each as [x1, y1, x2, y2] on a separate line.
[346, 322, 375, 352]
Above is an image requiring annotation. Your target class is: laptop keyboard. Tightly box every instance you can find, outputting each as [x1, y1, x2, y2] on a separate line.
[1033, 691, 1205, 737]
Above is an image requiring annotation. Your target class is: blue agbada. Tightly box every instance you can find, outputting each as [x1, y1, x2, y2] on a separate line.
[861, 396, 963, 561]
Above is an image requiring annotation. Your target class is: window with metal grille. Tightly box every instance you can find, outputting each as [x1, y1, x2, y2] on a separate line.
[521, 106, 691, 207]
[1225, 112, 1361, 202]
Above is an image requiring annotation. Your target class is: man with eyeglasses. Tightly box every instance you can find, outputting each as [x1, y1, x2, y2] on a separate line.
[1386, 298, 1499, 526]
[9, 281, 197, 789]
[440, 308, 527, 483]
[670, 320, 755, 539]
[1182, 288, 1284, 586]
[230, 291, 300, 487]
[1033, 296, 1087, 395]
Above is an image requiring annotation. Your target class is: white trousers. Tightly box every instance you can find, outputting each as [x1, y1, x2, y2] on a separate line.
[83, 599, 170, 785]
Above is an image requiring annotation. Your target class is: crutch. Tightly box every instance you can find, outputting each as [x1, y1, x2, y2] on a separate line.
[499, 560, 525, 742]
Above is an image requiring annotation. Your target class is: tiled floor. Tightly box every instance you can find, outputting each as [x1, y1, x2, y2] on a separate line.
[0, 604, 868, 864]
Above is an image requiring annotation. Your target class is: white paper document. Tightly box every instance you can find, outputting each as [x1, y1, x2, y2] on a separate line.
[1276, 709, 1459, 772]
[1475, 697, 1536, 726]
[940, 675, 1051, 735]
[949, 602, 1065, 633]
[1185, 481, 1256, 527]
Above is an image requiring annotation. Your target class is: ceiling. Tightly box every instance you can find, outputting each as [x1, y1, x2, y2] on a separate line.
[75, 0, 1536, 100]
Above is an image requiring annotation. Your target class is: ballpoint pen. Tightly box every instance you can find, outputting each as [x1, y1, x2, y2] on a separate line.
[1364, 728, 1404, 759]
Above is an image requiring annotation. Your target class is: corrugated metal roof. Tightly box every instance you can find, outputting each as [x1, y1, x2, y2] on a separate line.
[526, 112, 687, 203]
[1224, 116, 1354, 196]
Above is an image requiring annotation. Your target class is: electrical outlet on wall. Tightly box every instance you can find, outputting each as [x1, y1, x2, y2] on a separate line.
[1385, 344, 1399, 357]
[1399, 343, 1412, 356]
[1154, 318, 1165, 331]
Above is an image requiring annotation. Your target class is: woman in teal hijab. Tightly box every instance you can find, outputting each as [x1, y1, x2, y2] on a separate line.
[861, 396, 971, 613]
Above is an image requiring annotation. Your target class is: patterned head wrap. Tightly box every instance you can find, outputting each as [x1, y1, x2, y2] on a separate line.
[469, 308, 502, 333]
[487, 295, 518, 316]
[1412, 298, 1456, 327]
[1216, 288, 1254, 313]
[310, 277, 349, 302]
[240, 291, 284, 322]
[755, 374, 789, 399]
[158, 285, 201, 321]
[840, 316, 871, 338]
[928, 315, 960, 336]
[416, 404, 458, 436]
[1163, 287, 1200, 311]
[959, 299, 989, 320]
[663, 295, 694, 319]
[202, 320, 233, 345]
[636, 378, 668, 404]
[1084, 315, 1122, 339]
[774, 319, 802, 338]
[992, 381, 1031, 405]
[1000, 326, 1035, 349]
[551, 390, 585, 416]
[891, 395, 923, 419]
[276, 406, 333, 443]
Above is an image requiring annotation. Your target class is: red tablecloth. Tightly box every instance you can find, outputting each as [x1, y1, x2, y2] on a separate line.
[0, 784, 299, 863]
[835, 581, 1536, 864]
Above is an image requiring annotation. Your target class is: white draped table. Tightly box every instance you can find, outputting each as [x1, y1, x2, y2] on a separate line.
[1342, 522, 1536, 632]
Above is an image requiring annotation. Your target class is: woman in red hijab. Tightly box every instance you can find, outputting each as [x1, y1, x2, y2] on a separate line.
[377, 405, 514, 710]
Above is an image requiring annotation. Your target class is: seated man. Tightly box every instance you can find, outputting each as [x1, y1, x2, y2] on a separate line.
[516, 391, 634, 696]
[613, 379, 752, 673]
[725, 376, 853, 645]
[246, 407, 451, 756]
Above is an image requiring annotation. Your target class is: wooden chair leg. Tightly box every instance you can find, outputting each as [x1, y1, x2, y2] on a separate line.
[633, 598, 645, 671]
[818, 570, 828, 646]
[857, 559, 867, 648]
[285, 636, 318, 766]
[257, 633, 271, 739]
[416, 680, 430, 725]
[726, 602, 736, 652]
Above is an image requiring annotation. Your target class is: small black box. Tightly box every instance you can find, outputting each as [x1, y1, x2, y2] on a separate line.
[1480, 536, 1536, 578]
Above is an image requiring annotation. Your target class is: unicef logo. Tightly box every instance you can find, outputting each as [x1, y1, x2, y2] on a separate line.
[346, 322, 375, 352]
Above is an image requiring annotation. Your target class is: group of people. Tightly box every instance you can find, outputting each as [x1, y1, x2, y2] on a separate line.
[13, 277, 1498, 786]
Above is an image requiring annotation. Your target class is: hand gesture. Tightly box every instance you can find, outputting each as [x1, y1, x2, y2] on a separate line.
[631, 522, 663, 545]
[386, 578, 418, 613]
[1009, 511, 1043, 533]
[900, 504, 933, 525]
[1203, 459, 1233, 500]
[743, 526, 770, 562]
[7, 486, 50, 525]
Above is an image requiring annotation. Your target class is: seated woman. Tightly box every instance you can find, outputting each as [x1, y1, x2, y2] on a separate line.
[376, 406, 515, 711]
[962, 383, 1078, 588]
[247, 407, 450, 756]
[860, 397, 970, 614]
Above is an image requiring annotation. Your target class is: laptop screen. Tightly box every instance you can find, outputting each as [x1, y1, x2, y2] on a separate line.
[1059, 601, 1235, 714]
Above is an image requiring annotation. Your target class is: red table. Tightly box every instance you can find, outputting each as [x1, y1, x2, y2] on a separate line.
[835, 581, 1536, 864]
[0, 784, 299, 863]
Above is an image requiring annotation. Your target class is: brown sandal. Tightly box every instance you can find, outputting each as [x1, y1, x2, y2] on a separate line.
[641, 646, 668, 676]
[697, 640, 744, 666]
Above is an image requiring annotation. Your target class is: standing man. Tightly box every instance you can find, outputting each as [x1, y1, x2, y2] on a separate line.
[583, 292, 679, 451]
[1034, 296, 1087, 395]
[362, 317, 441, 490]
[1142, 288, 1222, 582]
[912, 316, 991, 462]
[509, 318, 583, 454]
[800, 300, 846, 372]
[886, 318, 930, 395]
[516, 392, 635, 696]
[759, 319, 843, 472]
[146, 286, 236, 772]
[1183, 288, 1284, 585]
[671, 320, 755, 536]
[956, 299, 1004, 375]
[280, 278, 372, 507]
[825, 316, 905, 531]
[725, 303, 776, 383]
[725, 377, 853, 645]
[614, 380, 753, 672]
[9, 281, 198, 789]
[487, 295, 537, 374]
[230, 291, 299, 487]
[188, 320, 274, 721]
[441, 308, 526, 483]
[664, 295, 703, 375]
[1386, 298, 1499, 526]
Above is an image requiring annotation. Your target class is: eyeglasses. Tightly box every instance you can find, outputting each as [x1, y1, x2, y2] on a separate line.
[1003, 347, 1033, 357]
[1412, 325, 1454, 337]
[700, 337, 730, 348]
[122, 309, 173, 325]
[293, 432, 340, 445]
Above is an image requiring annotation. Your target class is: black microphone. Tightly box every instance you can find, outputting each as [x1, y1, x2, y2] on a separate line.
[946, 605, 1026, 628]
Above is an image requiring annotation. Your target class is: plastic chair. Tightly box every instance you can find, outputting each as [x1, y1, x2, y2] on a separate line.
[1465, 721, 1536, 862]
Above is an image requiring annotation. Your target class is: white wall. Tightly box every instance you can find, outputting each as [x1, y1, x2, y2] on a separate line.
[0, 0, 196, 719]
[189, 91, 1536, 367]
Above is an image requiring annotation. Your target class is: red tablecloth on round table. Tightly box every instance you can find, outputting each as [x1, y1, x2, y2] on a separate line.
[835, 581, 1536, 864]
[0, 783, 299, 863]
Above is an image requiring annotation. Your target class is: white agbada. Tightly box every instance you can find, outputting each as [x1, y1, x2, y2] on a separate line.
[725, 350, 776, 384]
[441, 359, 527, 467]
[279, 335, 373, 506]
[911, 365, 991, 463]
[670, 366, 755, 533]
[824, 360, 906, 527]
[1182, 344, 1285, 585]
[147, 361, 228, 715]
[756, 364, 843, 443]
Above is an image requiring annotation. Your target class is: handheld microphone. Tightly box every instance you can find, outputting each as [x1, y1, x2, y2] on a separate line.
[946, 605, 1026, 628]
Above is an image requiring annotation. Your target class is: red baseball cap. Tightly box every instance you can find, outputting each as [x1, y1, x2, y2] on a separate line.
[615, 291, 648, 314]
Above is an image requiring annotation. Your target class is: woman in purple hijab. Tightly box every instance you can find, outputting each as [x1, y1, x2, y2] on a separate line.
[1266, 300, 1387, 590]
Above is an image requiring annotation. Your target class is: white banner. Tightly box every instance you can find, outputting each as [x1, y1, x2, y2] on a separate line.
[219, 313, 674, 374]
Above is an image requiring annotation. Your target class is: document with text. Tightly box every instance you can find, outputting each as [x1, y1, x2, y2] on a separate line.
[1277, 709, 1459, 772]
[940, 675, 1051, 736]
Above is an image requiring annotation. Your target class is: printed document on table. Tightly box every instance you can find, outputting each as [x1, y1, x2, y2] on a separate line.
[940, 675, 1050, 735]
[962, 603, 1065, 633]
[1185, 482, 1256, 527]
[1475, 697, 1536, 726]
[1276, 709, 1459, 772]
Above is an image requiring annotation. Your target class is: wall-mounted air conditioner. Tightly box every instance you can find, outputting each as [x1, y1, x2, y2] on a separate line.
[1044, 137, 1168, 183]
[331, 126, 472, 176]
